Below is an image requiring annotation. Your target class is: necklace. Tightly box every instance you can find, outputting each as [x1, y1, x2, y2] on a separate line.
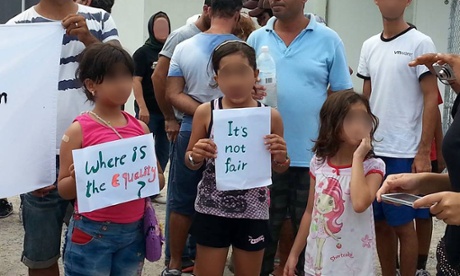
[87, 111, 123, 139]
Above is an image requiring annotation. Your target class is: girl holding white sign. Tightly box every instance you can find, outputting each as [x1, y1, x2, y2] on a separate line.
[185, 40, 289, 276]
[57, 43, 165, 275]
[284, 91, 385, 276]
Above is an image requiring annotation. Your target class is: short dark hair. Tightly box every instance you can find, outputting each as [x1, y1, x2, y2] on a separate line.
[312, 90, 379, 161]
[204, 0, 212, 6]
[77, 43, 134, 102]
[210, 0, 243, 18]
[90, 0, 115, 13]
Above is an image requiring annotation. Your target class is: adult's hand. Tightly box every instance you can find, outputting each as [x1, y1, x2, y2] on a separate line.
[138, 107, 150, 125]
[410, 53, 460, 82]
[414, 192, 460, 225]
[409, 53, 438, 73]
[376, 173, 423, 202]
[252, 80, 267, 101]
[165, 119, 180, 142]
[62, 14, 98, 46]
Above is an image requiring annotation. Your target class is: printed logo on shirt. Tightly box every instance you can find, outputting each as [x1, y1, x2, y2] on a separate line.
[248, 235, 265, 244]
[394, 50, 413, 56]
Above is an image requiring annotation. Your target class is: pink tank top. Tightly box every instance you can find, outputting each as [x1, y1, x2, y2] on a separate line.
[73, 111, 146, 223]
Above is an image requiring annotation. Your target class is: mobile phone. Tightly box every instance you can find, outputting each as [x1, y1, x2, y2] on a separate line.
[381, 193, 426, 208]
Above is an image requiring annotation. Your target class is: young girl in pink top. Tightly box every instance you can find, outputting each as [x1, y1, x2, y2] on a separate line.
[57, 43, 164, 275]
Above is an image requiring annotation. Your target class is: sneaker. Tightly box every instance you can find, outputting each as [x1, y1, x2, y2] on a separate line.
[161, 268, 182, 276]
[0, 199, 13, 218]
[416, 269, 431, 276]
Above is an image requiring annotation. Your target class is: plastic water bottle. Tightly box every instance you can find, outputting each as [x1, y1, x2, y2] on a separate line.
[257, 46, 277, 108]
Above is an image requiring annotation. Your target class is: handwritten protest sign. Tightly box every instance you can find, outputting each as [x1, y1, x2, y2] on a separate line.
[72, 134, 160, 212]
[213, 107, 272, 191]
[0, 23, 63, 198]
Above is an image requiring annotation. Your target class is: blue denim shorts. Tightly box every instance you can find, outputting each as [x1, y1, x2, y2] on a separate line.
[168, 131, 204, 216]
[64, 215, 145, 276]
[21, 156, 71, 269]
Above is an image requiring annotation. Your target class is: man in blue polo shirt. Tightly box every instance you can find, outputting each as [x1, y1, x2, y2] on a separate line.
[247, 0, 353, 275]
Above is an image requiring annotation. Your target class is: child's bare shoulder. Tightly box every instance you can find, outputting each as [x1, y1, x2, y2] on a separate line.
[270, 107, 281, 117]
[195, 102, 212, 118]
[65, 121, 82, 136]
[137, 120, 150, 134]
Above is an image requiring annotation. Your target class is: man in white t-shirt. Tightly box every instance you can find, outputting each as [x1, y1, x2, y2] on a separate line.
[7, 1, 119, 275]
[357, 1, 439, 275]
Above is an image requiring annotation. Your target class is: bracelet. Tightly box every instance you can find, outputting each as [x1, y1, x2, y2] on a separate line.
[273, 156, 290, 167]
[188, 152, 203, 166]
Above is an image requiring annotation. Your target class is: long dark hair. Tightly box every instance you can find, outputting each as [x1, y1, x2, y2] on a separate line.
[312, 90, 379, 161]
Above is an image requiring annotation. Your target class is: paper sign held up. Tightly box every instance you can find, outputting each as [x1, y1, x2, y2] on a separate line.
[0, 23, 63, 198]
[72, 134, 160, 213]
[213, 107, 272, 191]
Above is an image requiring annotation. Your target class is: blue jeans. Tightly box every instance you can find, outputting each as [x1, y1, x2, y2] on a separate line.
[134, 109, 170, 171]
[64, 215, 144, 276]
[21, 156, 70, 269]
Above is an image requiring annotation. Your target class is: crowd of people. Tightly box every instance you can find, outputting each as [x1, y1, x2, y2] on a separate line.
[2, 0, 460, 275]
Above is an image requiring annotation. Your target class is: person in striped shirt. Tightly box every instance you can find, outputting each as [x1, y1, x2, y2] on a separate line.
[7, 1, 119, 275]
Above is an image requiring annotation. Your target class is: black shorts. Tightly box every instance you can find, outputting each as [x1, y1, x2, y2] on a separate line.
[190, 212, 270, 252]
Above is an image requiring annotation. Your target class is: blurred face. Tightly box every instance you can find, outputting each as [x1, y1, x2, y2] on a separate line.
[341, 103, 373, 146]
[86, 64, 133, 106]
[375, 0, 411, 21]
[215, 53, 258, 104]
[270, 0, 305, 20]
[257, 12, 271, 27]
[153, 17, 169, 43]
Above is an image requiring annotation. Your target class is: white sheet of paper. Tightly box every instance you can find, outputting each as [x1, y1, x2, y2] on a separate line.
[0, 23, 63, 198]
[72, 134, 160, 213]
[213, 107, 272, 191]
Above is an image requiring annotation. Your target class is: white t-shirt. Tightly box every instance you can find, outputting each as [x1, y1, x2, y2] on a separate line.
[7, 4, 119, 154]
[305, 156, 385, 276]
[357, 27, 436, 158]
